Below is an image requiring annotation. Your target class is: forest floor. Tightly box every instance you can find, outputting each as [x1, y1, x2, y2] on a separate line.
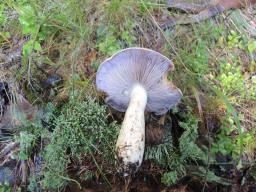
[0, 1, 256, 191]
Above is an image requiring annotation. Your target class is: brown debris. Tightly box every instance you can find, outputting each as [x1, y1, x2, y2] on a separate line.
[0, 94, 38, 129]
[76, 49, 97, 77]
[145, 121, 166, 146]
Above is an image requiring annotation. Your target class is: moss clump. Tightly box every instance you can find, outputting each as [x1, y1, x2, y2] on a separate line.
[42, 97, 119, 190]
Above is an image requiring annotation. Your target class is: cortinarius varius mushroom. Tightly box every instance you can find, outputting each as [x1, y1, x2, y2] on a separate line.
[96, 47, 182, 176]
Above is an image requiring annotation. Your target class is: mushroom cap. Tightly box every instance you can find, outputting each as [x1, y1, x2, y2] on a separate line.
[96, 47, 182, 115]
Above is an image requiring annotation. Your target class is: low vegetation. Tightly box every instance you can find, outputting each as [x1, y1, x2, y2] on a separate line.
[0, 0, 255, 191]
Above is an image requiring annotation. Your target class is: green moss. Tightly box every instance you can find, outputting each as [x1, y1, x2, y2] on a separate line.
[42, 97, 119, 190]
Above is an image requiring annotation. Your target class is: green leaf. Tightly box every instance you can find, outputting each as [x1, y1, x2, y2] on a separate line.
[3, 31, 10, 38]
[22, 40, 33, 56]
[248, 40, 256, 54]
[18, 5, 37, 35]
[19, 151, 28, 160]
[34, 41, 42, 51]
[0, 4, 6, 25]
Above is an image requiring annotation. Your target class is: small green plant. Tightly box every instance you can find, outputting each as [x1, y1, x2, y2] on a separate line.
[145, 113, 206, 187]
[16, 4, 43, 56]
[191, 167, 230, 186]
[180, 39, 210, 75]
[212, 114, 256, 161]
[0, 3, 6, 25]
[97, 34, 122, 56]
[28, 174, 42, 192]
[0, 185, 12, 192]
[18, 131, 35, 160]
[211, 115, 239, 157]
[145, 137, 185, 185]
[218, 63, 256, 100]
[97, 22, 135, 56]
[42, 96, 119, 190]
[161, 171, 178, 187]
[96, 0, 137, 56]
[0, 3, 11, 42]
[247, 40, 256, 55]
[227, 30, 243, 49]
[178, 115, 206, 162]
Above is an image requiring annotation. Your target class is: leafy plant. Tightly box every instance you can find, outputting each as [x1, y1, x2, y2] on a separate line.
[0, 3, 6, 25]
[212, 114, 256, 161]
[247, 40, 256, 55]
[145, 113, 206, 187]
[211, 115, 239, 157]
[161, 171, 178, 186]
[28, 174, 43, 192]
[217, 63, 256, 100]
[0, 3, 11, 42]
[0, 185, 12, 192]
[191, 167, 230, 186]
[180, 39, 210, 75]
[18, 131, 35, 160]
[97, 34, 122, 56]
[96, 22, 135, 56]
[16, 4, 43, 56]
[227, 30, 243, 49]
[178, 115, 206, 162]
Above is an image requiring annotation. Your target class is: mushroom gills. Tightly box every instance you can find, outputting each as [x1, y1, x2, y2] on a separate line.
[115, 84, 147, 176]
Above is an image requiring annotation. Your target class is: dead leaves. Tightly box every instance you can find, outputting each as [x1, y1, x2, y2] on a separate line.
[0, 94, 38, 129]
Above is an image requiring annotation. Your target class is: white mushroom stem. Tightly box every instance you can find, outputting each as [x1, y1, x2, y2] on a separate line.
[115, 84, 147, 176]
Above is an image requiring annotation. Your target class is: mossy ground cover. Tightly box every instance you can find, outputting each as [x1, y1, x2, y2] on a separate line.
[0, 0, 256, 191]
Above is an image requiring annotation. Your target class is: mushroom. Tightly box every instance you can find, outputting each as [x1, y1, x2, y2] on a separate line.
[96, 47, 182, 176]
